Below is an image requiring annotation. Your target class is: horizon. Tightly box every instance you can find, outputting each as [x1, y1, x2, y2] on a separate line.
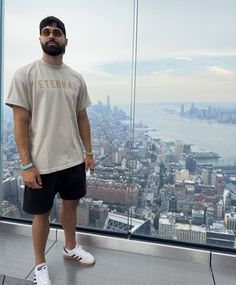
[3, 0, 236, 104]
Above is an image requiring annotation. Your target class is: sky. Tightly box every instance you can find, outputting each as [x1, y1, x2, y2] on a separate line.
[3, 0, 236, 105]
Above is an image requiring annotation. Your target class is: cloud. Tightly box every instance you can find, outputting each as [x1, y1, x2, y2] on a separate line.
[208, 66, 234, 77]
[4, 0, 236, 104]
[135, 72, 236, 103]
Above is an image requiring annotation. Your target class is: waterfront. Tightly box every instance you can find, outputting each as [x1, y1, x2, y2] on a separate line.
[119, 102, 236, 165]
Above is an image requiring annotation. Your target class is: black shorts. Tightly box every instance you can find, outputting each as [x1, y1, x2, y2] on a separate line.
[23, 163, 86, 215]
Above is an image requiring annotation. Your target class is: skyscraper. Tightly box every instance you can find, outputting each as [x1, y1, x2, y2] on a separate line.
[107, 95, 111, 112]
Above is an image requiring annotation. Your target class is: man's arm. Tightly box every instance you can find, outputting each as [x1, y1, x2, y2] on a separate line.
[77, 109, 94, 172]
[13, 106, 42, 189]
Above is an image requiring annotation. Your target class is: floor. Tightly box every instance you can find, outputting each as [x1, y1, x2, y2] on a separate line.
[0, 230, 236, 285]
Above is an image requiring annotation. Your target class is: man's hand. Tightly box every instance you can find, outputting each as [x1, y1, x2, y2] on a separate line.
[22, 167, 42, 189]
[85, 156, 95, 173]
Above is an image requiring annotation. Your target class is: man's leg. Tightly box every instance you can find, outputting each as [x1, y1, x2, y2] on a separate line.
[32, 210, 51, 265]
[60, 199, 95, 265]
[59, 199, 79, 249]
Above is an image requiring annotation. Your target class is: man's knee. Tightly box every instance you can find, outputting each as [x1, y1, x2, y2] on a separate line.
[33, 210, 51, 222]
[61, 199, 79, 211]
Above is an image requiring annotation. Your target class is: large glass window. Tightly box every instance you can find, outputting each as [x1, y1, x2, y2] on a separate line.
[134, 0, 236, 247]
[1, 0, 236, 249]
[2, 0, 134, 233]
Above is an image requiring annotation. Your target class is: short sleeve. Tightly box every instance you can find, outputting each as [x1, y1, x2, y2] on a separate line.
[76, 75, 92, 114]
[5, 68, 31, 111]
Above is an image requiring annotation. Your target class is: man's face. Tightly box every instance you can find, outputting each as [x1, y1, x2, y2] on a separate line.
[39, 26, 68, 56]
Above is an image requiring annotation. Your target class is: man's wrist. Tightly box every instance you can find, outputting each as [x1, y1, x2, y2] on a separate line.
[85, 151, 94, 157]
[21, 162, 34, 170]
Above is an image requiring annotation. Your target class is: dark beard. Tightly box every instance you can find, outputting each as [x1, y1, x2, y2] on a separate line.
[41, 41, 66, 56]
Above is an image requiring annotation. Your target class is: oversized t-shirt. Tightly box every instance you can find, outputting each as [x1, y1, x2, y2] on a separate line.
[5, 59, 91, 174]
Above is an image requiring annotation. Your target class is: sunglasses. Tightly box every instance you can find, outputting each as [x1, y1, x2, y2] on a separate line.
[41, 29, 63, 37]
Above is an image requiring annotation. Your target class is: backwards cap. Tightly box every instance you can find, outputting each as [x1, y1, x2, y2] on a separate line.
[39, 16, 66, 36]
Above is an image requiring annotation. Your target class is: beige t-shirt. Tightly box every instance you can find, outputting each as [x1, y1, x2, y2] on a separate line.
[5, 59, 91, 174]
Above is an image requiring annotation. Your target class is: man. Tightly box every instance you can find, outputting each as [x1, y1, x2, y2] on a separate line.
[5, 16, 95, 285]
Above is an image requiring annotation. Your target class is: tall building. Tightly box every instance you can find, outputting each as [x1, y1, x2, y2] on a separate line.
[112, 147, 123, 164]
[89, 201, 109, 228]
[201, 167, 217, 186]
[185, 157, 197, 173]
[77, 199, 90, 226]
[205, 207, 214, 227]
[225, 213, 236, 231]
[106, 95, 111, 112]
[169, 196, 177, 212]
[174, 140, 184, 162]
[138, 145, 146, 159]
[18, 185, 24, 210]
[223, 189, 231, 213]
[2, 177, 22, 204]
[202, 185, 215, 196]
[86, 178, 139, 206]
[159, 214, 175, 239]
[174, 224, 206, 244]
[215, 174, 224, 195]
[192, 209, 205, 225]
[2, 178, 14, 201]
[216, 200, 224, 219]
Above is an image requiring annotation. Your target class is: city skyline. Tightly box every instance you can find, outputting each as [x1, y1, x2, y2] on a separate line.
[2, 100, 236, 247]
[3, 99, 236, 163]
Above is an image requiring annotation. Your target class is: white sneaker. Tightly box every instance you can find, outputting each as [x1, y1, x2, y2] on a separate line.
[63, 244, 96, 265]
[33, 263, 51, 285]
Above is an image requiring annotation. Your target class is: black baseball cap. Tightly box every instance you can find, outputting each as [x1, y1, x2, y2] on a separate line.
[39, 16, 66, 36]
